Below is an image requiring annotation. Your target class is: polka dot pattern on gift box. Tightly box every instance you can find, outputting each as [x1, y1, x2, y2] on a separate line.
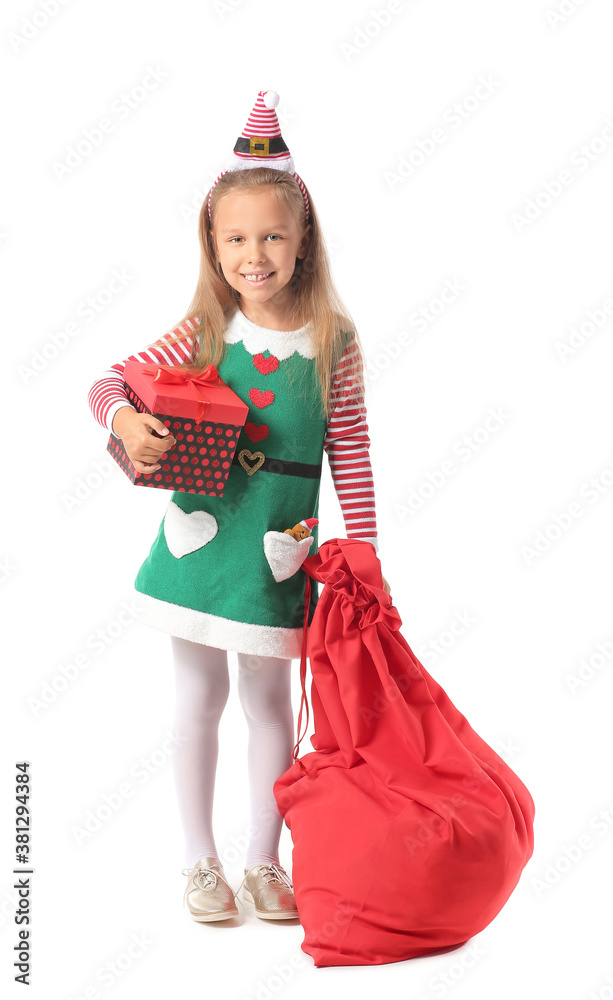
[107, 387, 245, 496]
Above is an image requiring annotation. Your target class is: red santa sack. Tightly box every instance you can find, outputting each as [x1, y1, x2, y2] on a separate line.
[273, 537, 535, 968]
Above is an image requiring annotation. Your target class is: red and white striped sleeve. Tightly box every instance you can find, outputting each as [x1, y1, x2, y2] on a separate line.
[87, 319, 198, 437]
[323, 332, 379, 551]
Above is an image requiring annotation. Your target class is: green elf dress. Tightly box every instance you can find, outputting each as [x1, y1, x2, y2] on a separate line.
[132, 307, 349, 659]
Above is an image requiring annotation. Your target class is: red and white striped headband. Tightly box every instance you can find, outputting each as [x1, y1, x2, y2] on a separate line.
[207, 90, 310, 224]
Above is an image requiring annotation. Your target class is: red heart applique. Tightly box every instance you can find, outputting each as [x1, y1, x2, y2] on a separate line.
[245, 421, 269, 442]
[253, 353, 279, 375]
[249, 388, 275, 409]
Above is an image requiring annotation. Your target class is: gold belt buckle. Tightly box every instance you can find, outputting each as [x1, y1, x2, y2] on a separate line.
[249, 136, 270, 157]
[238, 448, 265, 475]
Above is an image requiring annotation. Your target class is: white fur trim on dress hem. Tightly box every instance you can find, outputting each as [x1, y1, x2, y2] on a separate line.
[132, 590, 303, 659]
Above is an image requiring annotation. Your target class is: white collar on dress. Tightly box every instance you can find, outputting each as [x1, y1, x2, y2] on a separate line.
[224, 307, 315, 361]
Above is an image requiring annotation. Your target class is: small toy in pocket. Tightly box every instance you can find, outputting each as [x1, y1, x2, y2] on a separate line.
[284, 518, 319, 541]
[264, 518, 319, 582]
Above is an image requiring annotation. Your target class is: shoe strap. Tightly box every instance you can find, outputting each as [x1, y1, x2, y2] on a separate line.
[181, 863, 241, 907]
[236, 861, 293, 898]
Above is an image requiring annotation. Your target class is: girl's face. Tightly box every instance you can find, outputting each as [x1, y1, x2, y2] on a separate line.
[211, 188, 310, 312]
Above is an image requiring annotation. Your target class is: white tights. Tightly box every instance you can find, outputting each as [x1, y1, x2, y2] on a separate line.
[170, 636, 294, 871]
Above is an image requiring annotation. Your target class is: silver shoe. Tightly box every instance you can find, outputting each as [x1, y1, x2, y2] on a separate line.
[237, 862, 299, 920]
[181, 857, 239, 922]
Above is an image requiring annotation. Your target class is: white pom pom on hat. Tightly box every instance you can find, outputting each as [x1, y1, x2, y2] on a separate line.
[207, 89, 309, 221]
[262, 90, 279, 109]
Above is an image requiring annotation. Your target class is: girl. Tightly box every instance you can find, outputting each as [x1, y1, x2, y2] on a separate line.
[87, 90, 390, 924]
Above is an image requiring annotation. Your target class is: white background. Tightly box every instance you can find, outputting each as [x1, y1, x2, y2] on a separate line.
[3, 0, 613, 997]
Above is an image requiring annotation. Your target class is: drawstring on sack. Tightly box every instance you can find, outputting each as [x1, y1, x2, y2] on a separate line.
[291, 570, 311, 761]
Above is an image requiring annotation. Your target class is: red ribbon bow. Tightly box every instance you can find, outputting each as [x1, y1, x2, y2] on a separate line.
[141, 363, 222, 423]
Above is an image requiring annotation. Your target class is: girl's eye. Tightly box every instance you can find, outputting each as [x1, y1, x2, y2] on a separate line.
[228, 235, 282, 243]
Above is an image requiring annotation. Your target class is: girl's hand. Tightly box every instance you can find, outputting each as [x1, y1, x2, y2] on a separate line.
[111, 406, 177, 474]
[382, 575, 391, 596]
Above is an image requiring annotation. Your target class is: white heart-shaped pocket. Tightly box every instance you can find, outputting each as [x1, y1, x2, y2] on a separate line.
[263, 531, 314, 582]
[164, 501, 218, 559]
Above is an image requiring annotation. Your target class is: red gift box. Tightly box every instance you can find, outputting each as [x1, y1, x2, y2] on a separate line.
[107, 361, 249, 497]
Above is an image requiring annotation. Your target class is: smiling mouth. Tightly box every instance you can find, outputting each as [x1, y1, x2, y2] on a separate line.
[241, 272, 274, 282]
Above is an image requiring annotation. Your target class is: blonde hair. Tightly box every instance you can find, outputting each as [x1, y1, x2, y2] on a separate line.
[158, 166, 366, 421]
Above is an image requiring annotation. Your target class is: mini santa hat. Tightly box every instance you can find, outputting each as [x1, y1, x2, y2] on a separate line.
[207, 90, 309, 222]
[300, 518, 319, 533]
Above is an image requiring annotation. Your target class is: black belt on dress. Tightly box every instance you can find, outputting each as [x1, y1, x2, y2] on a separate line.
[233, 448, 322, 478]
